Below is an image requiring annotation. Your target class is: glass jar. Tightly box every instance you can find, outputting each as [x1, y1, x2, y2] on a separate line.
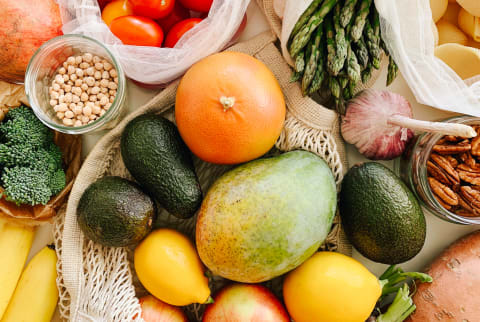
[397, 116, 480, 225]
[25, 34, 127, 134]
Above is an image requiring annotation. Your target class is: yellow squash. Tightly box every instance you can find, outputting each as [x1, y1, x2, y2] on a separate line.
[2, 245, 58, 322]
[0, 218, 35, 320]
[283, 252, 381, 322]
[134, 229, 211, 306]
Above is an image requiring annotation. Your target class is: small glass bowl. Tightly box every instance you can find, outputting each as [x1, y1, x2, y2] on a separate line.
[397, 115, 480, 225]
[25, 34, 127, 134]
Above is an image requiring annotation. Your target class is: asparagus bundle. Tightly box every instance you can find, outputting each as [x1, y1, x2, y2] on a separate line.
[288, 0, 399, 114]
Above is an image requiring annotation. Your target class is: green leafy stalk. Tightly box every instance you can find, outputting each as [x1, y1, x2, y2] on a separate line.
[340, 0, 359, 27]
[377, 284, 417, 322]
[289, 0, 338, 58]
[350, 0, 373, 42]
[289, 0, 324, 42]
[302, 27, 324, 95]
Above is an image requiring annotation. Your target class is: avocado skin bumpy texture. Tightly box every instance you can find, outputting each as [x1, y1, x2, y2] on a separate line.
[339, 162, 426, 264]
[120, 114, 202, 219]
[77, 176, 156, 247]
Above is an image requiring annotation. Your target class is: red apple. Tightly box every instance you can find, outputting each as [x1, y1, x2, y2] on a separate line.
[202, 284, 290, 322]
[0, 0, 63, 83]
[139, 295, 188, 322]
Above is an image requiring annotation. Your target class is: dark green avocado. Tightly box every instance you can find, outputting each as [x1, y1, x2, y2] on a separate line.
[120, 114, 202, 219]
[339, 162, 426, 264]
[77, 176, 156, 247]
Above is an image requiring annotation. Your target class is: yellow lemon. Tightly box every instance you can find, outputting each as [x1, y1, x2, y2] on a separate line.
[134, 229, 211, 306]
[283, 252, 381, 322]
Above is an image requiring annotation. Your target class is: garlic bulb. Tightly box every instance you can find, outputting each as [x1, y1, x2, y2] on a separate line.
[341, 89, 476, 160]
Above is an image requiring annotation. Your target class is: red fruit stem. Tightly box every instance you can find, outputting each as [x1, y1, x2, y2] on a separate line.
[387, 115, 477, 138]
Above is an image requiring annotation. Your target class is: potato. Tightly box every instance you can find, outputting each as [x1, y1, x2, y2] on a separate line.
[457, 0, 480, 17]
[408, 231, 480, 321]
[458, 7, 480, 41]
[430, 0, 448, 22]
[436, 19, 468, 45]
[442, 2, 461, 25]
[435, 43, 480, 79]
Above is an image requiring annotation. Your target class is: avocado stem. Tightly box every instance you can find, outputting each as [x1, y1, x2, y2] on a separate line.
[220, 96, 236, 111]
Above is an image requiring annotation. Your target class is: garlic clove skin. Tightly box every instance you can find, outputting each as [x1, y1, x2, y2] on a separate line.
[341, 89, 415, 160]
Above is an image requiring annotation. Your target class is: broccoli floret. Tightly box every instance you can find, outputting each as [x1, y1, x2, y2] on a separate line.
[1, 166, 53, 206]
[49, 169, 66, 195]
[0, 144, 35, 167]
[0, 106, 52, 146]
[0, 106, 66, 206]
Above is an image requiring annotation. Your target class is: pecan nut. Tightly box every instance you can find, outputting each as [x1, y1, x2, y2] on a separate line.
[460, 186, 480, 210]
[445, 155, 458, 168]
[433, 143, 471, 155]
[472, 134, 480, 156]
[428, 177, 459, 206]
[430, 154, 460, 184]
[458, 170, 480, 185]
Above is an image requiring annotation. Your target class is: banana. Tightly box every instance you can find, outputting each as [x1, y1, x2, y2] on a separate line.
[0, 218, 35, 319]
[2, 245, 58, 322]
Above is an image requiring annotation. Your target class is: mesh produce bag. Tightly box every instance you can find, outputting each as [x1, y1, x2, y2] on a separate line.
[55, 31, 352, 321]
[56, 0, 250, 85]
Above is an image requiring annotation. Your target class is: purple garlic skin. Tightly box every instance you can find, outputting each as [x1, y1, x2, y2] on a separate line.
[341, 89, 415, 160]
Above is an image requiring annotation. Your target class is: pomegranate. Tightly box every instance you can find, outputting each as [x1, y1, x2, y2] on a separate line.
[0, 0, 63, 83]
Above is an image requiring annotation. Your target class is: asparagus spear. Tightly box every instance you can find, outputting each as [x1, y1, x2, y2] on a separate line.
[387, 55, 398, 86]
[309, 69, 326, 94]
[343, 81, 353, 100]
[295, 50, 306, 73]
[290, 70, 303, 83]
[335, 97, 346, 115]
[364, 20, 381, 69]
[302, 27, 324, 95]
[289, 0, 324, 42]
[347, 43, 361, 84]
[334, 4, 348, 68]
[289, 0, 338, 58]
[340, 0, 359, 27]
[326, 15, 344, 76]
[339, 74, 349, 89]
[328, 75, 341, 99]
[350, 0, 372, 42]
[361, 63, 373, 84]
[354, 37, 369, 69]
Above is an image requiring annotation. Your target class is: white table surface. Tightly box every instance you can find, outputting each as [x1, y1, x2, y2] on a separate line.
[33, 2, 478, 320]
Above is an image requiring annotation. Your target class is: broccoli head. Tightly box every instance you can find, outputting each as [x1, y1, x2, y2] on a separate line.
[0, 106, 52, 146]
[1, 166, 53, 206]
[0, 106, 66, 206]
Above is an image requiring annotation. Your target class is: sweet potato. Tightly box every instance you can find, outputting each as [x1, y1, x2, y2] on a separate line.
[408, 230, 480, 321]
[0, 0, 63, 83]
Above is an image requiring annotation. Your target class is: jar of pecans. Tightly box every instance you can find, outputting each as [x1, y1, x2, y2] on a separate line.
[25, 35, 126, 134]
[398, 116, 480, 225]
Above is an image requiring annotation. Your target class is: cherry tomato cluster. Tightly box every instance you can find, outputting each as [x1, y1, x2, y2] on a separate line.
[100, 0, 212, 48]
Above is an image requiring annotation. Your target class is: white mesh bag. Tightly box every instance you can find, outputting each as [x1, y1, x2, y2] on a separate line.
[56, 0, 250, 85]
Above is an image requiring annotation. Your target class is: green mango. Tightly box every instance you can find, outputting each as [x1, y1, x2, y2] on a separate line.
[196, 150, 337, 283]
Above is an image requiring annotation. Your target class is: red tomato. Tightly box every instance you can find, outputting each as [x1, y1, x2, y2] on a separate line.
[110, 16, 164, 47]
[102, 0, 133, 26]
[129, 0, 175, 19]
[164, 18, 202, 48]
[179, 0, 212, 13]
[156, 1, 190, 33]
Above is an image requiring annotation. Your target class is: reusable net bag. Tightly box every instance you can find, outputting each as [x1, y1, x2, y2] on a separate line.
[56, 0, 249, 85]
[375, 0, 480, 116]
[55, 32, 352, 321]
